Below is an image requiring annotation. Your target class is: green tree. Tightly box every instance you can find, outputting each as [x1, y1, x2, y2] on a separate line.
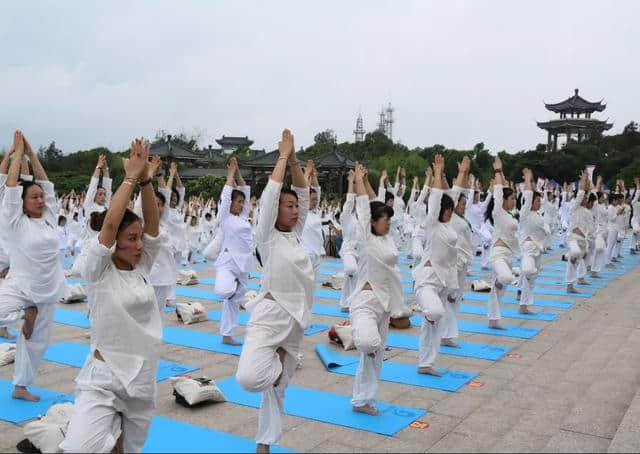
[184, 174, 225, 201]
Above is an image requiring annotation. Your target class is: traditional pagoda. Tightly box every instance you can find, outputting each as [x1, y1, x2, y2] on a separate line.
[537, 89, 613, 151]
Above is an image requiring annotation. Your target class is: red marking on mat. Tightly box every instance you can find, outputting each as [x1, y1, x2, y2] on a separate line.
[410, 421, 429, 429]
[507, 353, 522, 359]
[468, 380, 485, 388]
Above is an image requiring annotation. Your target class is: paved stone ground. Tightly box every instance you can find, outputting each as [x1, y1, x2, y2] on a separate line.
[1, 240, 640, 453]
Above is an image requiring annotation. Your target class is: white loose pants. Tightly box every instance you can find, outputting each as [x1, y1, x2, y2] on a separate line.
[339, 253, 358, 310]
[215, 264, 248, 337]
[0, 283, 56, 387]
[236, 298, 303, 446]
[591, 233, 607, 273]
[565, 235, 587, 284]
[605, 229, 618, 264]
[442, 265, 466, 340]
[519, 240, 542, 307]
[416, 284, 448, 368]
[349, 290, 390, 408]
[60, 356, 155, 453]
[488, 246, 513, 321]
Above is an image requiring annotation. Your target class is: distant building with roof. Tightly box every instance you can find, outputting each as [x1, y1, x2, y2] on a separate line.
[537, 89, 613, 151]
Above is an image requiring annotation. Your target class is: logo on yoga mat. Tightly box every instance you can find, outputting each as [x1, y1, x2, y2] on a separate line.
[410, 421, 430, 429]
[468, 380, 484, 388]
[506, 353, 522, 359]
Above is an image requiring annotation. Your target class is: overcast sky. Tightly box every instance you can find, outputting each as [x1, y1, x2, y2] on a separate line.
[1, 0, 637, 155]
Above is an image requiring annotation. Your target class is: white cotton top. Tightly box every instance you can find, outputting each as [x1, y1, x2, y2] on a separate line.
[0, 181, 65, 304]
[82, 233, 164, 399]
[57, 225, 68, 250]
[569, 191, 593, 237]
[519, 190, 550, 250]
[161, 187, 187, 253]
[492, 184, 519, 252]
[466, 192, 491, 231]
[541, 196, 559, 225]
[607, 204, 623, 231]
[450, 186, 474, 267]
[616, 204, 629, 232]
[632, 191, 640, 222]
[216, 184, 253, 273]
[83, 176, 112, 218]
[338, 193, 359, 257]
[348, 195, 404, 314]
[252, 180, 314, 328]
[414, 188, 459, 290]
[594, 200, 608, 234]
[302, 185, 325, 257]
[186, 224, 200, 248]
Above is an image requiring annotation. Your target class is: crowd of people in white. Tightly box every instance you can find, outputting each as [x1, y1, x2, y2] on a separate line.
[1, 129, 639, 452]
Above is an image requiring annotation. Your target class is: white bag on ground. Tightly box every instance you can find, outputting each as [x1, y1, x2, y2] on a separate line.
[172, 377, 226, 407]
[22, 402, 74, 453]
[0, 343, 16, 366]
[177, 269, 199, 286]
[471, 279, 491, 292]
[175, 302, 208, 325]
[334, 324, 355, 350]
[330, 272, 345, 290]
[60, 284, 86, 304]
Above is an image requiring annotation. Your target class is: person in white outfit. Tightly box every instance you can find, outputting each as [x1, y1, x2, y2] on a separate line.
[518, 168, 550, 314]
[409, 171, 431, 265]
[235, 129, 312, 454]
[346, 163, 403, 415]
[590, 176, 608, 278]
[215, 157, 252, 346]
[565, 172, 595, 293]
[631, 178, 640, 253]
[413, 155, 458, 375]
[60, 139, 163, 453]
[164, 162, 187, 268]
[301, 160, 323, 280]
[485, 156, 517, 330]
[338, 170, 359, 313]
[605, 192, 625, 268]
[0, 131, 65, 401]
[443, 157, 473, 348]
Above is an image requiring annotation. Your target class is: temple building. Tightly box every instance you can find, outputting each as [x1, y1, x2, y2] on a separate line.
[537, 89, 613, 151]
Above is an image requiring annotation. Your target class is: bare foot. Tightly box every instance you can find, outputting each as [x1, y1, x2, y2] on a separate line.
[367, 352, 376, 358]
[340, 307, 350, 313]
[12, 386, 40, 402]
[488, 321, 507, 330]
[577, 279, 591, 285]
[352, 404, 380, 416]
[418, 366, 443, 376]
[566, 284, 579, 294]
[441, 338, 460, 348]
[590, 272, 601, 278]
[519, 306, 536, 315]
[273, 347, 286, 387]
[256, 443, 270, 454]
[22, 306, 38, 340]
[605, 263, 615, 269]
[222, 336, 242, 346]
[0, 327, 15, 340]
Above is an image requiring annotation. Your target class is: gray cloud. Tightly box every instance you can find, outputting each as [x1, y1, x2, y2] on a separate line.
[0, 0, 637, 154]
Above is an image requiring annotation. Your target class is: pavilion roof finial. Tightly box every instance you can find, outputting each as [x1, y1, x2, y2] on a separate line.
[574, 88, 579, 96]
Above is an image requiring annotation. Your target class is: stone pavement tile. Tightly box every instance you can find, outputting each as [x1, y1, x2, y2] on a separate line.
[542, 429, 611, 453]
[395, 412, 461, 450]
[232, 414, 302, 440]
[562, 397, 629, 439]
[480, 361, 529, 381]
[586, 377, 638, 408]
[0, 422, 24, 453]
[454, 402, 524, 438]
[457, 375, 510, 398]
[515, 405, 573, 437]
[156, 400, 255, 433]
[426, 430, 491, 453]
[308, 440, 375, 453]
[490, 428, 552, 453]
[427, 392, 490, 419]
[509, 363, 566, 388]
[562, 362, 605, 385]
[279, 420, 343, 452]
[370, 437, 428, 453]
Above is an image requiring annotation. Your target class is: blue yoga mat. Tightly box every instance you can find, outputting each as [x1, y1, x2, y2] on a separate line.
[385, 333, 511, 361]
[65, 278, 87, 286]
[459, 304, 557, 321]
[316, 344, 476, 392]
[206, 309, 329, 336]
[506, 286, 592, 298]
[313, 304, 349, 318]
[0, 379, 73, 424]
[534, 279, 605, 289]
[538, 271, 611, 281]
[409, 316, 540, 339]
[217, 376, 426, 436]
[43, 342, 198, 381]
[163, 326, 242, 356]
[54, 308, 91, 329]
[143, 416, 292, 453]
[176, 286, 223, 302]
[463, 292, 574, 309]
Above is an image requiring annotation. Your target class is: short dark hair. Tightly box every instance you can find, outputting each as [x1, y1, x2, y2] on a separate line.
[155, 190, 166, 206]
[91, 209, 141, 235]
[171, 187, 180, 205]
[279, 188, 298, 201]
[58, 215, 67, 225]
[19, 180, 43, 201]
[384, 191, 394, 204]
[231, 189, 245, 203]
[369, 201, 394, 236]
[439, 193, 454, 222]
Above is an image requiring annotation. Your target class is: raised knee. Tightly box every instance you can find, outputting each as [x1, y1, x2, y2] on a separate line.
[215, 282, 237, 300]
[353, 331, 382, 355]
